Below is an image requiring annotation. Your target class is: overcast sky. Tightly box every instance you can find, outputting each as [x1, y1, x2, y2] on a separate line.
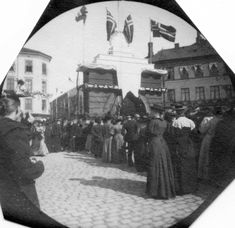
[24, 1, 197, 98]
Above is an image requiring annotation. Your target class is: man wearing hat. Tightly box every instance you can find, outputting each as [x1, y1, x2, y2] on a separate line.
[122, 115, 139, 166]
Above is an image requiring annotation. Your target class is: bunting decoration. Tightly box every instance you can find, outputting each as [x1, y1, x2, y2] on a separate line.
[106, 9, 117, 41]
[75, 5, 88, 24]
[123, 15, 134, 44]
[151, 19, 176, 42]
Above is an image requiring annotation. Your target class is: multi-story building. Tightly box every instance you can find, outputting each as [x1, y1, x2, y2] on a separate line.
[3, 47, 52, 116]
[152, 34, 235, 107]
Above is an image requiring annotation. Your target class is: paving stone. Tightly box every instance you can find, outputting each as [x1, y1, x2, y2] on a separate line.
[35, 152, 204, 228]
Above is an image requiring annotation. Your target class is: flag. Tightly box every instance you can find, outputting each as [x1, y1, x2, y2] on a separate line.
[106, 9, 117, 41]
[123, 15, 134, 44]
[151, 20, 176, 42]
[75, 5, 88, 24]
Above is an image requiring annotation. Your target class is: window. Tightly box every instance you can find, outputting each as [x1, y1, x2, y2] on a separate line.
[167, 68, 174, 80]
[42, 81, 47, 94]
[181, 88, 190, 101]
[179, 67, 189, 79]
[42, 63, 47, 75]
[210, 86, 220, 99]
[195, 87, 205, 100]
[25, 79, 33, 93]
[193, 65, 204, 78]
[223, 85, 233, 98]
[25, 98, 32, 111]
[25, 60, 33, 73]
[42, 100, 47, 112]
[6, 78, 15, 90]
[167, 89, 175, 102]
[9, 63, 15, 72]
[209, 63, 219, 76]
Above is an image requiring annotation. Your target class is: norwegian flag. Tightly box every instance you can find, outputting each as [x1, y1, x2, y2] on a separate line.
[106, 9, 117, 41]
[123, 15, 134, 44]
[151, 19, 176, 42]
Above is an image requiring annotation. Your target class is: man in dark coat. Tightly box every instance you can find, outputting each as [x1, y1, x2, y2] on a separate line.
[51, 120, 62, 152]
[0, 95, 44, 208]
[0, 118, 44, 206]
[122, 115, 139, 166]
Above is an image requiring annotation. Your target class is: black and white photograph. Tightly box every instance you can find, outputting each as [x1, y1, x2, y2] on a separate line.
[0, 0, 235, 228]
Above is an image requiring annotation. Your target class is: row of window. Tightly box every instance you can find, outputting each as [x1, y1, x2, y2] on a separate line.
[167, 85, 233, 102]
[9, 61, 47, 75]
[166, 63, 220, 80]
[25, 98, 47, 112]
[6, 78, 47, 94]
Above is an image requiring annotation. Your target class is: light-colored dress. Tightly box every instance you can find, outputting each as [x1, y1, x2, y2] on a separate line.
[112, 124, 124, 163]
[33, 126, 49, 156]
[198, 116, 221, 180]
[102, 123, 114, 162]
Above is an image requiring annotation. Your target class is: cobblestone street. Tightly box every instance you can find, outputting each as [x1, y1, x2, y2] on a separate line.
[36, 152, 204, 228]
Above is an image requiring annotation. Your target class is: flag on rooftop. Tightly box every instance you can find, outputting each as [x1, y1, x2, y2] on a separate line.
[151, 19, 176, 42]
[123, 14, 134, 44]
[75, 5, 88, 24]
[106, 9, 117, 41]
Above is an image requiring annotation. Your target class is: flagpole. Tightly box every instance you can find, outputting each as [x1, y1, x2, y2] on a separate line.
[117, 1, 119, 31]
[82, 21, 85, 64]
[148, 18, 154, 64]
[77, 22, 85, 119]
[149, 18, 152, 43]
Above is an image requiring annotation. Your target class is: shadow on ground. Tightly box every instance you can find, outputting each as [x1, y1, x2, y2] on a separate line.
[64, 151, 147, 177]
[69, 176, 148, 198]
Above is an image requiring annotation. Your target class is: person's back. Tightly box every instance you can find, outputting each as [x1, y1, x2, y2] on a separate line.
[210, 110, 235, 186]
[123, 119, 138, 142]
[0, 96, 44, 210]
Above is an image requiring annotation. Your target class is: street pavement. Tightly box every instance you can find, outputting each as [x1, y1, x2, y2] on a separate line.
[35, 152, 204, 228]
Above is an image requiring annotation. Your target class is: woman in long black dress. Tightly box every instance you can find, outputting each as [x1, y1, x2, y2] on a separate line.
[172, 105, 197, 194]
[146, 105, 176, 199]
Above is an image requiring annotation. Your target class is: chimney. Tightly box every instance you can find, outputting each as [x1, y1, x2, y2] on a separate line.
[148, 42, 154, 63]
[175, 43, 179, 49]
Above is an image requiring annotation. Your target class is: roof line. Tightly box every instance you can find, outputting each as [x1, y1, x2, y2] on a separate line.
[20, 47, 52, 61]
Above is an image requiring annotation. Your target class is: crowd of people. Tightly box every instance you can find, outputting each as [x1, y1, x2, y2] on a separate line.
[30, 103, 235, 199]
[0, 92, 235, 206]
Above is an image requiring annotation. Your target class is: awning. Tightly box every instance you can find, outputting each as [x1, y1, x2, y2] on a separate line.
[77, 63, 116, 73]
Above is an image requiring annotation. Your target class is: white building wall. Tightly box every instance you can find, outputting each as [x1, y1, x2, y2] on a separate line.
[4, 52, 51, 116]
[94, 53, 157, 97]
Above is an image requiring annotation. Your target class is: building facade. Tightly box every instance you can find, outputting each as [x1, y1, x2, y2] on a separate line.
[3, 48, 52, 116]
[152, 34, 235, 107]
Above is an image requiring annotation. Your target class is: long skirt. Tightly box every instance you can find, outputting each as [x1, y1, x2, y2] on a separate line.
[91, 140, 103, 157]
[102, 137, 112, 162]
[134, 139, 148, 172]
[175, 136, 197, 194]
[32, 139, 49, 156]
[85, 134, 93, 151]
[146, 136, 176, 199]
[198, 134, 212, 180]
[111, 134, 124, 163]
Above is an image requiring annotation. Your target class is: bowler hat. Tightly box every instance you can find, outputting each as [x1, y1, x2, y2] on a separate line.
[174, 104, 187, 111]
